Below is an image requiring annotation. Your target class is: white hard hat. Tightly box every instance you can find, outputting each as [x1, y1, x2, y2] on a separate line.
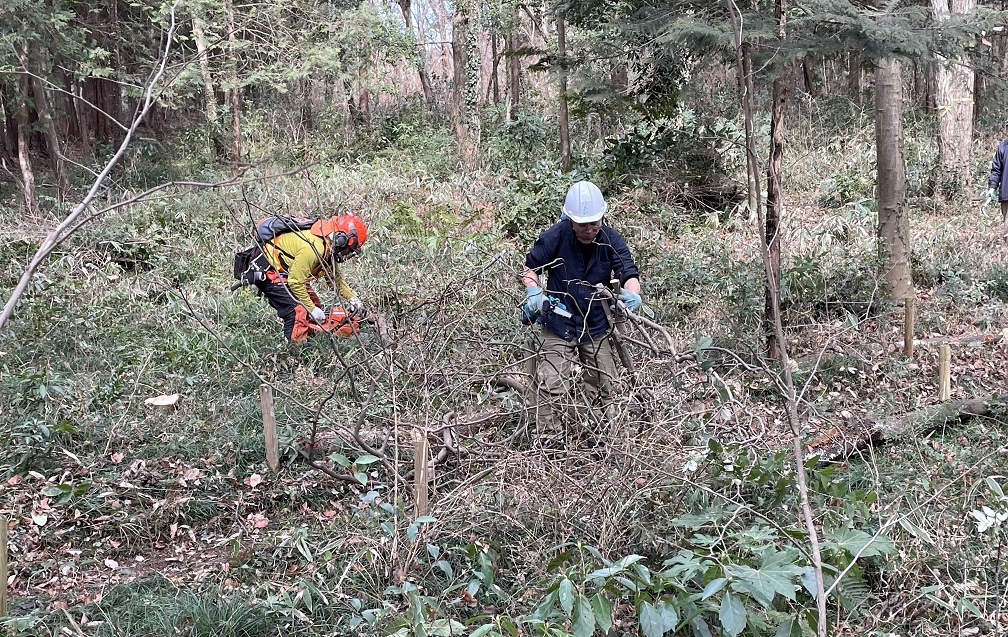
[562, 181, 607, 223]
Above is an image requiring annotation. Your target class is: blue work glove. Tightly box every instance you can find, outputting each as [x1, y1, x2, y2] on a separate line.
[618, 289, 642, 311]
[988, 188, 998, 204]
[524, 285, 547, 317]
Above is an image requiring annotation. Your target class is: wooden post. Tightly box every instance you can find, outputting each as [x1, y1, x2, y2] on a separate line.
[1, 515, 8, 618]
[413, 429, 428, 517]
[259, 384, 279, 472]
[938, 344, 951, 401]
[903, 297, 915, 358]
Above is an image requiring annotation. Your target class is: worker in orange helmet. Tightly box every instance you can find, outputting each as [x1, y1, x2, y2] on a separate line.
[251, 213, 368, 342]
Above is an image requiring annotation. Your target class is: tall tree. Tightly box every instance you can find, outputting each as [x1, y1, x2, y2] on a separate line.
[875, 58, 913, 300]
[396, 0, 435, 102]
[506, 6, 521, 121]
[764, 0, 789, 360]
[557, 9, 571, 172]
[932, 0, 975, 198]
[451, 0, 481, 164]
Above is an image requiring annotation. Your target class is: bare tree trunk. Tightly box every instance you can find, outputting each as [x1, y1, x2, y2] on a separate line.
[1, 87, 19, 160]
[728, 1, 827, 633]
[15, 77, 38, 217]
[557, 11, 570, 172]
[765, 76, 787, 360]
[973, 57, 983, 129]
[22, 44, 69, 196]
[451, 0, 480, 165]
[737, 44, 760, 216]
[397, 0, 434, 102]
[848, 50, 861, 105]
[356, 64, 371, 127]
[225, 0, 241, 175]
[932, 0, 975, 198]
[490, 33, 500, 104]
[802, 54, 815, 95]
[875, 58, 913, 300]
[506, 10, 521, 121]
[191, 11, 227, 158]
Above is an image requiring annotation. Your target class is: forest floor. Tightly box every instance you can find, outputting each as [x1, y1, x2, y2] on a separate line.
[3, 156, 1008, 636]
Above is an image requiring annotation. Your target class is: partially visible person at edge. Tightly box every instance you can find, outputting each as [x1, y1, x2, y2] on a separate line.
[987, 136, 1008, 241]
[254, 214, 367, 342]
[520, 180, 642, 438]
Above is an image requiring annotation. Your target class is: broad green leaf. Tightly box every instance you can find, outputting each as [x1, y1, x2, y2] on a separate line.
[775, 619, 802, 637]
[799, 566, 819, 599]
[639, 601, 665, 637]
[590, 593, 613, 632]
[986, 476, 1005, 499]
[897, 517, 934, 545]
[633, 563, 653, 586]
[689, 615, 714, 637]
[655, 601, 678, 632]
[355, 454, 381, 465]
[728, 565, 796, 607]
[957, 597, 986, 620]
[669, 509, 731, 529]
[354, 471, 368, 485]
[702, 577, 727, 600]
[572, 595, 596, 637]
[469, 624, 495, 637]
[435, 560, 453, 579]
[613, 554, 646, 568]
[824, 527, 895, 558]
[330, 453, 351, 467]
[559, 578, 574, 615]
[427, 544, 440, 559]
[718, 592, 746, 637]
[41, 484, 70, 497]
[430, 619, 466, 636]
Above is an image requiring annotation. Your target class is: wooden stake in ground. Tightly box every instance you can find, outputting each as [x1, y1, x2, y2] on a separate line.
[413, 429, 429, 517]
[903, 297, 915, 358]
[938, 344, 951, 401]
[259, 384, 279, 472]
[1, 515, 8, 618]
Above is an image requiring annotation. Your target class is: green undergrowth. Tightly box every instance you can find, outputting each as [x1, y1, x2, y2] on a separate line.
[4, 105, 1008, 637]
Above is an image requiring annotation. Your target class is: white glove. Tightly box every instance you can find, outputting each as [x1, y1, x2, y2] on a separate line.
[309, 307, 327, 323]
[347, 296, 363, 312]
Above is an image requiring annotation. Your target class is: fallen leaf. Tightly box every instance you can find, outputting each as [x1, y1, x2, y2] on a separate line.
[104, 558, 119, 569]
[247, 473, 262, 488]
[248, 513, 269, 529]
[110, 452, 124, 464]
[7, 474, 22, 485]
[144, 393, 180, 407]
[31, 513, 48, 527]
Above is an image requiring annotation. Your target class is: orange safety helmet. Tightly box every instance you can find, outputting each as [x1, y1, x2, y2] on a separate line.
[311, 214, 367, 261]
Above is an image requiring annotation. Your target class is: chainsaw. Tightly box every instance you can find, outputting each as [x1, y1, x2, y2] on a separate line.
[519, 296, 572, 326]
[308, 305, 364, 338]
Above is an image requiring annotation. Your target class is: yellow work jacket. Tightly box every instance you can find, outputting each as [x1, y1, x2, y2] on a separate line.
[262, 231, 356, 311]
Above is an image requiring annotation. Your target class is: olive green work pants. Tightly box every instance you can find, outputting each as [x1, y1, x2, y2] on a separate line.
[533, 326, 621, 432]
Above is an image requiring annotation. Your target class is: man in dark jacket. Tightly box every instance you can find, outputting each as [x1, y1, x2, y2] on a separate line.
[987, 138, 1008, 241]
[521, 180, 643, 438]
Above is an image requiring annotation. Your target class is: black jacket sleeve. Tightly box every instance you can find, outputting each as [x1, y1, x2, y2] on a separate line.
[990, 141, 1006, 191]
[602, 227, 639, 284]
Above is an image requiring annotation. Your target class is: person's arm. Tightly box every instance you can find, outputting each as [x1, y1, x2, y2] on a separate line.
[990, 142, 1005, 191]
[521, 267, 540, 290]
[622, 277, 640, 294]
[327, 265, 356, 299]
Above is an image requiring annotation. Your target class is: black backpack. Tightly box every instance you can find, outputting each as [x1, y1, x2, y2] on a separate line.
[231, 215, 316, 289]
